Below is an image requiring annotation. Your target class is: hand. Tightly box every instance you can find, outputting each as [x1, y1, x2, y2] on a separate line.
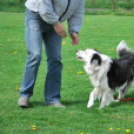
[54, 22, 67, 38]
[70, 33, 79, 45]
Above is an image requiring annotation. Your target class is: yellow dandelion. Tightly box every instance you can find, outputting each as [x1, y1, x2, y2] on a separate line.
[116, 128, 120, 131]
[117, 34, 119, 37]
[80, 133, 83, 134]
[109, 127, 113, 131]
[17, 39, 20, 41]
[33, 125, 36, 130]
[15, 86, 20, 91]
[133, 8, 134, 11]
[77, 71, 84, 74]
[62, 42, 66, 45]
[126, 129, 130, 133]
[110, 115, 114, 118]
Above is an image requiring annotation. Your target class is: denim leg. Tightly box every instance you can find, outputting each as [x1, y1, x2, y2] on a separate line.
[20, 10, 42, 98]
[42, 29, 62, 105]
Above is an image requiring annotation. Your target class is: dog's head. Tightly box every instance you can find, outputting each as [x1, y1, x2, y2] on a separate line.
[76, 49, 112, 78]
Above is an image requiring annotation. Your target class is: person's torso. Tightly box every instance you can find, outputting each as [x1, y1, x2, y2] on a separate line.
[25, 0, 82, 21]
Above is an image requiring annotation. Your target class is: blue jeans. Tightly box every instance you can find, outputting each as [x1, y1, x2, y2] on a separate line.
[20, 9, 62, 105]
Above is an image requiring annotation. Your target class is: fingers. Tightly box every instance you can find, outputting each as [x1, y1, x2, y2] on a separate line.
[54, 22, 67, 38]
[72, 39, 79, 45]
[58, 32, 67, 38]
[71, 33, 79, 45]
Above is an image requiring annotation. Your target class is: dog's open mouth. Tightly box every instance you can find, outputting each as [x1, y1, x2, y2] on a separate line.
[77, 56, 83, 60]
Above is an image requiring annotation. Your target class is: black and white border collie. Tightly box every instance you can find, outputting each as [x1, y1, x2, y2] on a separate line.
[76, 40, 134, 108]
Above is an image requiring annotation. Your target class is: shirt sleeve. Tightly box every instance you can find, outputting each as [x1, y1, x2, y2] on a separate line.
[38, 0, 59, 25]
[67, 0, 85, 34]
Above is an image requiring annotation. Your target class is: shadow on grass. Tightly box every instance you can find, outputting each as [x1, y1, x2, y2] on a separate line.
[26, 96, 134, 109]
[18, 100, 88, 109]
[28, 101, 44, 108]
[111, 99, 134, 107]
[62, 100, 88, 106]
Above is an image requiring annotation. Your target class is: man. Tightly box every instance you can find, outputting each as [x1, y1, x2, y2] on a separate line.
[18, 0, 85, 108]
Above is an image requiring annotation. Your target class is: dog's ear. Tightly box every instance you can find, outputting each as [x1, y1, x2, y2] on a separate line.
[91, 53, 102, 67]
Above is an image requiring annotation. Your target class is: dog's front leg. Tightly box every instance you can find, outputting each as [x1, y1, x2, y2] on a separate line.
[87, 87, 100, 108]
[99, 90, 114, 109]
[99, 93, 107, 109]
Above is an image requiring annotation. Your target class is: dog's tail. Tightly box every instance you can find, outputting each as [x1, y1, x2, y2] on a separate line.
[117, 40, 131, 57]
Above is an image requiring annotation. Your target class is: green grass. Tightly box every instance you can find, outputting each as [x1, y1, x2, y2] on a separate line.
[0, 0, 134, 16]
[85, 0, 134, 9]
[0, 13, 134, 134]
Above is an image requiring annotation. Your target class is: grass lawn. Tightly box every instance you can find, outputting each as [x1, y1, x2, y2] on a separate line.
[0, 0, 134, 16]
[0, 12, 134, 134]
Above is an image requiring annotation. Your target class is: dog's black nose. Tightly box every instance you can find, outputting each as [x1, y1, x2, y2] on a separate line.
[76, 50, 79, 53]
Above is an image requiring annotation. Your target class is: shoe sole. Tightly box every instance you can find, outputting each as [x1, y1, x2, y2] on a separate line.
[18, 103, 28, 108]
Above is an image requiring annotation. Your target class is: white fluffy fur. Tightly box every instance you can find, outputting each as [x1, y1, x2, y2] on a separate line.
[117, 40, 130, 54]
[76, 40, 133, 109]
[76, 49, 114, 108]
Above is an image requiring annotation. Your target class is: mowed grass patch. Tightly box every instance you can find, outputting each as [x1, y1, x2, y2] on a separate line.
[0, 13, 134, 134]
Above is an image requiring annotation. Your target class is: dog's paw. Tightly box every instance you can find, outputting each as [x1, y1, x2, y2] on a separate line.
[114, 99, 120, 102]
[99, 104, 106, 109]
[87, 102, 93, 108]
[99, 106, 104, 109]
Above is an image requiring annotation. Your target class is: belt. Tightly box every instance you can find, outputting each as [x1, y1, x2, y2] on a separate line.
[30, 10, 40, 15]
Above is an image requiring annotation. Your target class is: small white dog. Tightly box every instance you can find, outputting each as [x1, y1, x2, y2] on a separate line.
[76, 41, 134, 108]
